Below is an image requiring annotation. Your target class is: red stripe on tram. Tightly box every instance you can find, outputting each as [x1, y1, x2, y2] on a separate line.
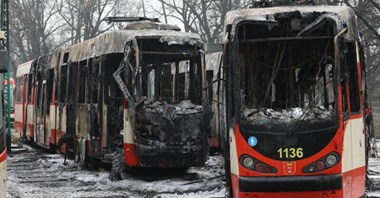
[0, 150, 6, 163]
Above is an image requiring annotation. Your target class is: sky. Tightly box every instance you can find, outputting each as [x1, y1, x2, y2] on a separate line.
[143, 0, 186, 31]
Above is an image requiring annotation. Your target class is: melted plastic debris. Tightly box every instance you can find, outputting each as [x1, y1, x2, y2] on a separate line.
[124, 21, 181, 31]
[145, 100, 204, 115]
[243, 106, 332, 123]
[159, 36, 201, 46]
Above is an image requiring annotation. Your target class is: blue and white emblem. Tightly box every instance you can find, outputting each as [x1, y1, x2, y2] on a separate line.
[248, 136, 258, 147]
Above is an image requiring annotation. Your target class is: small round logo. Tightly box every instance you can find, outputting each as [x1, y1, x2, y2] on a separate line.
[248, 136, 257, 147]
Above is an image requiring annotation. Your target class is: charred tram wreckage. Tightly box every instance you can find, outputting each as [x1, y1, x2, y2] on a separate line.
[14, 21, 212, 171]
[221, 5, 376, 198]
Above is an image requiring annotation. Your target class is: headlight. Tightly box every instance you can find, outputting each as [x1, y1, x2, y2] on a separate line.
[239, 154, 277, 174]
[243, 157, 254, 168]
[302, 152, 340, 173]
[326, 155, 337, 165]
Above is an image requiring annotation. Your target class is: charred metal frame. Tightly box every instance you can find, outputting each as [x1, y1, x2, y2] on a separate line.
[113, 36, 211, 168]
[227, 12, 346, 129]
[19, 25, 211, 169]
[222, 6, 371, 197]
[223, 8, 363, 161]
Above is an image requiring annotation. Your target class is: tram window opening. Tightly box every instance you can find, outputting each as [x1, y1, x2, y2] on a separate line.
[137, 39, 201, 104]
[15, 78, 22, 103]
[59, 65, 68, 103]
[239, 40, 335, 110]
[35, 72, 42, 109]
[176, 60, 191, 102]
[27, 74, 33, 103]
[46, 69, 54, 113]
[141, 59, 192, 103]
[341, 79, 349, 120]
[63, 52, 69, 63]
[67, 64, 76, 102]
[161, 63, 173, 102]
[206, 70, 214, 105]
[78, 62, 86, 103]
[90, 61, 98, 103]
[154, 60, 191, 103]
[237, 22, 337, 125]
[86, 59, 92, 103]
[177, 72, 186, 101]
[345, 42, 360, 113]
[54, 76, 58, 104]
[103, 54, 123, 104]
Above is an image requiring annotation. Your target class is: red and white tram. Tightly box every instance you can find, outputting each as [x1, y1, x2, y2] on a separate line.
[14, 21, 212, 170]
[222, 6, 373, 198]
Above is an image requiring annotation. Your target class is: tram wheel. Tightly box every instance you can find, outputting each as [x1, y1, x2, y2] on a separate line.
[109, 149, 124, 181]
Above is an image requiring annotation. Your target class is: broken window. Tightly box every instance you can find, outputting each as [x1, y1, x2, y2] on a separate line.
[135, 38, 202, 105]
[236, 18, 338, 130]
[35, 72, 42, 109]
[206, 70, 214, 105]
[345, 42, 360, 113]
[15, 78, 22, 103]
[341, 78, 349, 120]
[67, 63, 77, 103]
[78, 61, 87, 103]
[113, 37, 209, 148]
[90, 59, 99, 103]
[46, 69, 54, 113]
[59, 65, 67, 103]
[27, 74, 33, 103]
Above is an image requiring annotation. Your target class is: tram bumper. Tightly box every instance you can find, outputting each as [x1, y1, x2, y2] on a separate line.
[239, 174, 342, 192]
[136, 143, 205, 168]
[235, 174, 343, 197]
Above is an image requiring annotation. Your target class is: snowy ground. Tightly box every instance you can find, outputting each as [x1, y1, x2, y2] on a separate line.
[365, 139, 380, 198]
[6, 141, 380, 198]
[6, 145, 225, 198]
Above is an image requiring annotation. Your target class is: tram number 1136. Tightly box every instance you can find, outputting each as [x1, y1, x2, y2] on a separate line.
[277, 148, 304, 159]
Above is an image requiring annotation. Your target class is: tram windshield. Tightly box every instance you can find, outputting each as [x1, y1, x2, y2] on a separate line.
[237, 23, 338, 132]
[135, 38, 203, 105]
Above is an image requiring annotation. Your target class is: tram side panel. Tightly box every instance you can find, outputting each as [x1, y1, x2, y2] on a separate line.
[206, 52, 225, 150]
[14, 77, 25, 135]
[15, 61, 34, 141]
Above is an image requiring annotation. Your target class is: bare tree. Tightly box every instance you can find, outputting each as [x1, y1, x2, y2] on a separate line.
[56, 0, 122, 45]
[10, 0, 62, 60]
[340, 0, 380, 90]
[154, 0, 251, 43]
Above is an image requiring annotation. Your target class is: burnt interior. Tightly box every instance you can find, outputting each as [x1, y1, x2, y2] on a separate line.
[120, 38, 210, 158]
[237, 13, 339, 132]
[231, 12, 361, 160]
[104, 54, 125, 147]
[17, 28, 212, 167]
[135, 38, 202, 105]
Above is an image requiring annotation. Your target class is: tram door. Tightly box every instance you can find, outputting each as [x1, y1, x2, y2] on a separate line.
[35, 80, 47, 145]
[66, 63, 77, 138]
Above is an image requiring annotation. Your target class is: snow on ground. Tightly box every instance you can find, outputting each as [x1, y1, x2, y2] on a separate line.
[367, 140, 380, 198]
[6, 145, 226, 198]
[7, 140, 380, 197]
